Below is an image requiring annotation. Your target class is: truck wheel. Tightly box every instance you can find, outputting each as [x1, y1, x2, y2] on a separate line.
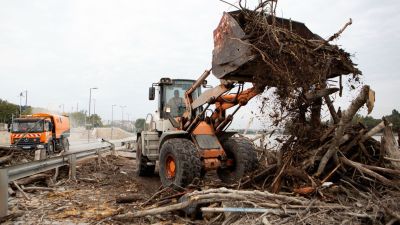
[136, 136, 155, 176]
[62, 138, 69, 152]
[217, 136, 258, 184]
[159, 138, 201, 188]
[46, 140, 55, 157]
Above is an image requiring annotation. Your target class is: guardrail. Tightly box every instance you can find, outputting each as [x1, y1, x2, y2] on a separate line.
[0, 138, 135, 217]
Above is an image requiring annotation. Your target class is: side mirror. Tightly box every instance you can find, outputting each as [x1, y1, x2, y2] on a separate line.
[7, 123, 11, 132]
[149, 87, 155, 100]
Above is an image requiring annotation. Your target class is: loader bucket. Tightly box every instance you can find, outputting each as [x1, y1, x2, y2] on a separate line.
[212, 10, 321, 83]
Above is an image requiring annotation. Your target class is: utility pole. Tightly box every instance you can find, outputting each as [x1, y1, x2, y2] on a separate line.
[25, 90, 27, 107]
[120, 105, 126, 128]
[76, 103, 79, 112]
[19, 92, 23, 116]
[88, 87, 98, 142]
[93, 99, 96, 115]
[111, 104, 116, 139]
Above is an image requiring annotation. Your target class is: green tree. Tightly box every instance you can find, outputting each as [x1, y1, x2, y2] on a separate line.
[135, 118, 145, 132]
[387, 109, 400, 131]
[0, 99, 19, 123]
[88, 114, 103, 127]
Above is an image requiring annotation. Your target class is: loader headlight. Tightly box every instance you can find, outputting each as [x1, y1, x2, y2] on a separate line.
[37, 144, 45, 149]
[166, 107, 171, 113]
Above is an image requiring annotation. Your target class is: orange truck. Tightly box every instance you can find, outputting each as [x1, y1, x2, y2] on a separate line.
[10, 113, 70, 153]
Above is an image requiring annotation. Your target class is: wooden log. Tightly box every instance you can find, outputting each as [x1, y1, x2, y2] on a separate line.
[304, 88, 339, 102]
[324, 95, 340, 124]
[114, 188, 307, 220]
[0, 153, 13, 165]
[316, 85, 373, 176]
[339, 156, 396, 187]
[116, 194, 143, 203]
[23, 186, 55, 192]
[382, 119, 400, 169]
[360, 121, 385, 143]
[15, 173, 50, 186]
[310, 98, 322, 128]
[12, 181, 30, 200]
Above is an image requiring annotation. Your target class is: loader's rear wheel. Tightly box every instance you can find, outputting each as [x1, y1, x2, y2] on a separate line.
[217, 136, 258, 184]
[136, 136, 155, 176]
[159, 138, 201, 188]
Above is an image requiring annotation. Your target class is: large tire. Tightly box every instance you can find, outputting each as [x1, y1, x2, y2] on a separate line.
[62, 138, 69, 152]
[217, 136, 258, 183]
[136, 136, 155, 176]
[45, 140, 54, 158]
[159, 138, 201, 188]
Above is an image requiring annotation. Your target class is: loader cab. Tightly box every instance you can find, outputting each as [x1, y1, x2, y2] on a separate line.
[150, 78, 201, 119]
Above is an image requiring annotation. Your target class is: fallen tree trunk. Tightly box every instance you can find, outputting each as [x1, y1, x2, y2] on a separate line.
[114, 188, 307, 220]
[0, 153, 13, 165]
[116, 194, 144, 204]
[15, 173, 50, 186]
[382, 119, 400, 169]
[340, 156, 397, 187]
[316, 85, 374, 176]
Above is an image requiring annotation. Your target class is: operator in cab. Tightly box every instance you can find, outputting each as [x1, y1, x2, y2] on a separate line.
[167, 90, 184, 117]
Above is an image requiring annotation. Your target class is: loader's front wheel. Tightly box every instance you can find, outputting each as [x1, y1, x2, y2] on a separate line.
[217, 136, 258, 183]
[136, 136, 155, 176]
[159, 138, 201, 188]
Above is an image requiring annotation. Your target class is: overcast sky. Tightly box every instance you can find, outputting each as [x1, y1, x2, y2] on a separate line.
[0, 0, 399, 129]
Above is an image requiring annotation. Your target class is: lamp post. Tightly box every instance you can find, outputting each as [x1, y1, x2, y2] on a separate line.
[59, 104, 64, 113]
[93, 99, 96, 115]
[19, 92, 23, 116]
[111, 104, 116, 139]
[120, 105, 126, 128]
[88, 87, 98, 142]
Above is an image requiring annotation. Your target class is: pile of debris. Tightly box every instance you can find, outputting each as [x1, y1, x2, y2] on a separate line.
[0, 147, 34, 168]
[113, 1, 400, 224]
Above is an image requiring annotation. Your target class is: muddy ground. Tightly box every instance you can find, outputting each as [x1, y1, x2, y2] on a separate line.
[4, 153, 165, 225]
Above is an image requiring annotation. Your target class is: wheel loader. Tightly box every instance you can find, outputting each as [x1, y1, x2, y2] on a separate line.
[137, 11, 318, 187]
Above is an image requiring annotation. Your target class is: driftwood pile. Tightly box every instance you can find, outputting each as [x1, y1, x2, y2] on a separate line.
[0, 147, 34, 168]
[113, 1, 400, 224]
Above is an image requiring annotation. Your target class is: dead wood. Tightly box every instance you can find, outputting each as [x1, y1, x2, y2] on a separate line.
[382, 119, 400, 169]
[15, 173, 50, 186]
[361, 121, 385, 142]
[316, 85, 373, 176]
[324, 95, 340, 124]
[339, 156, 397, 187]
[22, 186, 55, 192]
[114, 188, 308, 220]
[12, 181, 30, 200]
[0, 153, 13, 165]
[0, 211, 24, 223]
[116, 194, 144, 203]
[304, 88, 339, 102]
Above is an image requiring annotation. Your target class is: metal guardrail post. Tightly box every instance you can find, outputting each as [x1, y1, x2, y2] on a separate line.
[111, 143, 116, 156]
[0, 169, 8, 217]
[69, 155, 76, 180]
[97, 149, 101, 166]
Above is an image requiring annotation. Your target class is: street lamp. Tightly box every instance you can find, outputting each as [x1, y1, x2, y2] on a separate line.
[59, 104, 64, 113]
[88, 87, 98, 142]
[120, 105, 126, 128]
[111, 104, 116, 139]
[93, 99, 96, 115]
